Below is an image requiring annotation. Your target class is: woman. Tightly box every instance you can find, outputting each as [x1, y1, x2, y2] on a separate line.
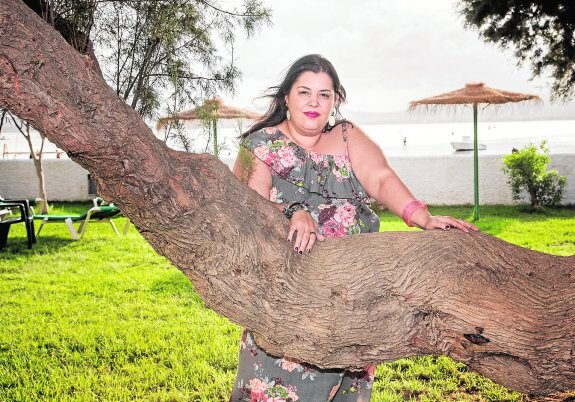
[231, 54, 477, 401]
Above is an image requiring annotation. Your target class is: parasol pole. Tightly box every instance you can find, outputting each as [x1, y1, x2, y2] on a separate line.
[472, 103, 480, 221]
[408, 83, 539, 222]
[212, 119, 219, 158]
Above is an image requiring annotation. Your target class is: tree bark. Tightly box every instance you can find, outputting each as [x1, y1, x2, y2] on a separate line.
[1, 0, 574, 396]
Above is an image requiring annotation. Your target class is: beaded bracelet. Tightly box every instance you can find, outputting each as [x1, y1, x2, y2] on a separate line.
[283, 202, 308, 219]
[401, 200, 428, 227]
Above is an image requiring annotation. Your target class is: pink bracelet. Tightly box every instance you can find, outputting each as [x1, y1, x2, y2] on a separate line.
[401, 200, 428, 227]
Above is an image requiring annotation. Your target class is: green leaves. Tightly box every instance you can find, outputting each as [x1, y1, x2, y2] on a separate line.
[93, 0, 271, 119]
[502, 141, 567, 209]
[458, 0, 575, 101]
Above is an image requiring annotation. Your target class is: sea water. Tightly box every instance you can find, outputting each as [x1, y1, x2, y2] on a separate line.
[363, 119, 575, 157]
[1, 119, 574, 159]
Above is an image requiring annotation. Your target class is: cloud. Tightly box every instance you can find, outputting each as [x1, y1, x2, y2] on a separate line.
[227, 0, 560, 113]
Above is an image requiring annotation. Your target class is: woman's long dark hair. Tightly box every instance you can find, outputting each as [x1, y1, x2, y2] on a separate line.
[242, 54, 347, 138]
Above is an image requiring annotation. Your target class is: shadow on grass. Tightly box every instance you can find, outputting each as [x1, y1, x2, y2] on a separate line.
[0, 235, 75, 259]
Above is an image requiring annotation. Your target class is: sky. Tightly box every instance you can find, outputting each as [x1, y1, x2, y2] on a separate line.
[220, 0, 560, 114]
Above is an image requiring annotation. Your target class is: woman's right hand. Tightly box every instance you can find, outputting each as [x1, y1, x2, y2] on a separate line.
[287, 210, 325, 254]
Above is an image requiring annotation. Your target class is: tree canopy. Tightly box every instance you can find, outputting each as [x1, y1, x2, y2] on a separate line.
[21, 0, 271, 120]
[15, 0, 271, 155]
[93, 0, 271, 120]
[458, 0, 575, 101]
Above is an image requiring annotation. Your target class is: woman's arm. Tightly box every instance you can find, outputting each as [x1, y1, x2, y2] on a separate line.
[347, 124, 477, 232]
[233, 146, 272, 198]
[233, 146, 324, 252]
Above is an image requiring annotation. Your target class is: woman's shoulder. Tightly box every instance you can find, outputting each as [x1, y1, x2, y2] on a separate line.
[242, 126, 286, 147]
[342, 120, 378, 147]
[341, 119, 367, 137]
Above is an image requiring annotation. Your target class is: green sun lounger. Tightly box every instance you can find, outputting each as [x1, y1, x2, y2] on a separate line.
[33, 204, 125, 240]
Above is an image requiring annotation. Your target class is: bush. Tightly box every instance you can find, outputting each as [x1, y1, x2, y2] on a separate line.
[502, 141, 567, 210]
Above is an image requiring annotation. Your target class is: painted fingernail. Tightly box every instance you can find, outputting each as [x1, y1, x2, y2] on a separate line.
[306, 249, 310, 253]
[445, 225, 451, 230]
[298, 250, 303, 255]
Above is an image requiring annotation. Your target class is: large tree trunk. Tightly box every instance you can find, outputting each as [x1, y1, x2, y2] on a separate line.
[1, 0, 574, 396]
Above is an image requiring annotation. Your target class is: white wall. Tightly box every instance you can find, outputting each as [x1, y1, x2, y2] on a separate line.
[388, 154, 575, 205]
[1, 154, 574, 205]
[0, 159, 94, 201]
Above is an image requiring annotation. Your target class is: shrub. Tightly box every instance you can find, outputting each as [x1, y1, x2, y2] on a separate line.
[502, 141, 566, 210]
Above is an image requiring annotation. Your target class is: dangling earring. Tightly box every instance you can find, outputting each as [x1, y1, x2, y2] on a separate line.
[286, 109, 291, 121]
[328, 109, 336, 126]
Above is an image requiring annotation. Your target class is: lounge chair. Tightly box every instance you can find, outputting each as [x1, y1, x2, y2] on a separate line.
[34, 201, 125, 240]
[0, 198, 38, 249]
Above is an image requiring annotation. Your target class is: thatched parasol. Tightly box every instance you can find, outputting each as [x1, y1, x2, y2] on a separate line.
[157, 98, 262, 157]
[409, 83, 540, 220]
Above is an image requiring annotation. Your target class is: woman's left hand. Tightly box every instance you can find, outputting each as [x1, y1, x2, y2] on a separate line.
[421, 215, 479, 233]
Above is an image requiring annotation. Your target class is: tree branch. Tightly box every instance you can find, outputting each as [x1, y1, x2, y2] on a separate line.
[1, 0, 574, 396]
[197, 0, 265, 19]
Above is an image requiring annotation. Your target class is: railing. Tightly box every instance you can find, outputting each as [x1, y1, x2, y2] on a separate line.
[2, 143, 66, 159]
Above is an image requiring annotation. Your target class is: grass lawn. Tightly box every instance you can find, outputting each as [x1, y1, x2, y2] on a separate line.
[0, 203, 574, 401]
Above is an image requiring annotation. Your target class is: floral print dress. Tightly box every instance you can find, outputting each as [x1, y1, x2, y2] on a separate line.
[230, 122, 380, 402]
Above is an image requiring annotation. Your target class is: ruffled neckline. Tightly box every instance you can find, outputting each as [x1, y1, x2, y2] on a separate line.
[242, 128, 370, 201]
[271, 127, 347, 159]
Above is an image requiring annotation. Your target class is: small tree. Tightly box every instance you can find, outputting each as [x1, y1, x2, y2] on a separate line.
[0, 109, 50, 213]
[502, 141, 567, 210]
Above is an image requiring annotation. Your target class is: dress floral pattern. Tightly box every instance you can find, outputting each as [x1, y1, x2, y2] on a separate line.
[243, 125, 380, 238]
[230, 123, 379, 402]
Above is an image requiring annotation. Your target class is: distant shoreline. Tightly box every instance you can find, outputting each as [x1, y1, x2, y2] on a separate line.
[2, 118, 574, 159]
[343, 105, 575, 126]
[3, 146, 574, 161]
